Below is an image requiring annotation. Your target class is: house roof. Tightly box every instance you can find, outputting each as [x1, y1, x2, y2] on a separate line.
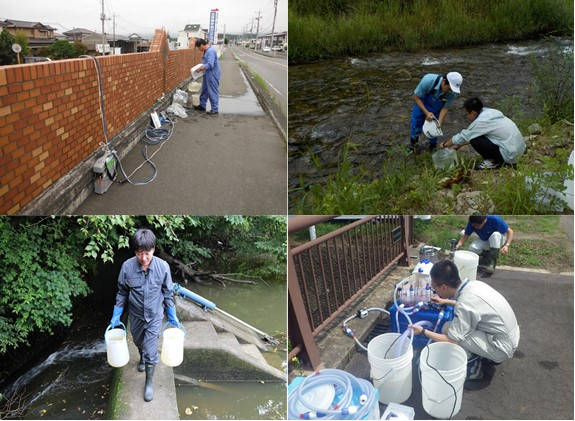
[63, 28, 97, 36]
[1, 19, 56, 31]
[183, 24, 201, 32]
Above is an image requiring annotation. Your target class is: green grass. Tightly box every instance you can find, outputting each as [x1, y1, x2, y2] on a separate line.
[414, 215, 573, 272]
[289, 0, 573, 63]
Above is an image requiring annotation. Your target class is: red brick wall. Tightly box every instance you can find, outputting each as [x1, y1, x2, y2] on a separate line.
[0, 30, 202, 214]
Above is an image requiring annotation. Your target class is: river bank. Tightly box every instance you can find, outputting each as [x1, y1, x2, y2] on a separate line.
[288, 0, 573, 63]
[288, 37, 574, 214]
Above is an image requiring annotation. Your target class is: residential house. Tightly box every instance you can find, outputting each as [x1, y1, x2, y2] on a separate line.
[177, 24, 206, 49]
[0, 19, 58, 50]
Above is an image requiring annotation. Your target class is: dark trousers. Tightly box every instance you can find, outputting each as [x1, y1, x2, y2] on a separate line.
[130, 314, 162, 365]
[470, 135, 505, 165]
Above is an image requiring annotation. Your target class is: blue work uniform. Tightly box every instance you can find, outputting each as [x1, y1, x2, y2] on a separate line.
[115, 256, 174, 365]
[464, 215, 508, 241]
[200, 45, 221, 112]
[410, 74, 457, 145]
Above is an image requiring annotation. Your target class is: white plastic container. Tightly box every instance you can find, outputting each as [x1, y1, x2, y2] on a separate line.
[105, 323, 130, 368]
[161, 323, 185, 367]
[381, 402, 415, 420]
[454, 250, 479, 282]
[191, 94, 200, 107]
[191, 64, 205, 80]
[367, 333, 413, 404]
[420, 342, 467, 419]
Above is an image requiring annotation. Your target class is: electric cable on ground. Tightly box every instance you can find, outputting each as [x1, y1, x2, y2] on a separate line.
[81, 55, 175, 186]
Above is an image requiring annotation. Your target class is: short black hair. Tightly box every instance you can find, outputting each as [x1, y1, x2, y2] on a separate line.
[430, 259, 461, 288]
[195, 39, 208, 48]
[132, 228, 156, 252]
[469, 215, 486, 225]
[463, 97, 483, 114]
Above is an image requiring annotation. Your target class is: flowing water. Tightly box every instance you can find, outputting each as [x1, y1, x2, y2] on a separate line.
[288, 37, 573, 208]
[1, 259, 286, 420]
[176, 270, 287, 420]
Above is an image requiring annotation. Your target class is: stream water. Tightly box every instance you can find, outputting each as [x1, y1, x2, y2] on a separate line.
[1, 258, 286, 420]
[288, 37, 573, 209]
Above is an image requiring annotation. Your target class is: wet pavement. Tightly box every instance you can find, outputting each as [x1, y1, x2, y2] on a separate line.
[75, 48, 286, 215]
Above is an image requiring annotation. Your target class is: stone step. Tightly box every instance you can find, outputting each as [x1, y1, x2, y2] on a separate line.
[240, 343, 268, 366]
[181, 321, 219, 349]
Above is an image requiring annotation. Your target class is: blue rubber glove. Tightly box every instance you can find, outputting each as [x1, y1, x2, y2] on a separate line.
[110, 306, 123, 327]
[166, 306, 179, 327]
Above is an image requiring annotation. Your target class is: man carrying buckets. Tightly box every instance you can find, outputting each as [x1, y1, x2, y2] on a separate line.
[110, 228, 180, 402]
[408, 260, 520, 387]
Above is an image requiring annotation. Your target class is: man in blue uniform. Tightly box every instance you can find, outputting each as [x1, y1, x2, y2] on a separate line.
[194, 39, 221, 115]
[409, 72, 463, 151]
[110, 228, 179, 402]
[456, 215, 514, 274]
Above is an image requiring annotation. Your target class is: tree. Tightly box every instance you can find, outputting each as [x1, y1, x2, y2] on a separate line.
[0, 28, 16, 65]
[49, 39, 76, 59]
[0, 216, 287, 354]
[14, 31, 31, 58]
[72, 40, 88, 56]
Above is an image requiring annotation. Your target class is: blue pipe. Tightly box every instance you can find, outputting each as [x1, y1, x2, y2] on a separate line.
[174, 283, 216, 310]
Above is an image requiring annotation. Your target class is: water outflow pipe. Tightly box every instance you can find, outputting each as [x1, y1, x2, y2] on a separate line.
[173, 283, 278, 345]
[288, 369, 378, 420]
[174, 283, 216, 310]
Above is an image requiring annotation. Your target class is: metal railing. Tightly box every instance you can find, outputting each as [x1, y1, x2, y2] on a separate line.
[288, 216, 412, 369]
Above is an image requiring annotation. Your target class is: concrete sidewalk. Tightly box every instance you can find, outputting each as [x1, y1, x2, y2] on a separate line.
[307, 266, 574, 420]
[75, 48, 286, 215]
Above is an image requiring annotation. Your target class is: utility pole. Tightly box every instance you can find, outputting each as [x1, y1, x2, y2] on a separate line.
[271, 0, 278, 51]
[112, 14, 117, 54]
[100, 0, 110, 55]
[255, 10, 261, 49]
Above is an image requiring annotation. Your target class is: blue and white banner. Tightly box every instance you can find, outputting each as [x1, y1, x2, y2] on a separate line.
[208, 9, 219, 44]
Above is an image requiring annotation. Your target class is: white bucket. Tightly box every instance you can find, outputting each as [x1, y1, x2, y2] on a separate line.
[454, 250, 479, 281]
[191, 94, 200, 107]
[105, 323, 130, 368]
[191, 64, 205, 80]
[420, 342, 467, 419]
[161, 323, 185, 367]
[367, 333, 413, 404]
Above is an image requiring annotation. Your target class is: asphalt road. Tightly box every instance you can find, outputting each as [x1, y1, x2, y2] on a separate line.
[229, 45, 287, 114]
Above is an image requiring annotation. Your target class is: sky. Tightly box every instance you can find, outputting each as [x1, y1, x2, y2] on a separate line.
[0, 0, 287, 38]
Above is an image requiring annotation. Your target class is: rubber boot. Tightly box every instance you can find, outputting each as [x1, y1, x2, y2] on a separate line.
[478, 251, 488, 268]
[137, 350, 145, 372]
[144, 363, 155, 402]
[408, 136, 419, 153]
[483, 247, 500, 274]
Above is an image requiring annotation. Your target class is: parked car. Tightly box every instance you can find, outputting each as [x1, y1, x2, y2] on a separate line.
[262, 46, 271, 52]
[271, 45, 283, 52]
[24, 56, 51, 63]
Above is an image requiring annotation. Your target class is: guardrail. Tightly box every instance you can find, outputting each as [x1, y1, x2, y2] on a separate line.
[288, 215, 412, 369]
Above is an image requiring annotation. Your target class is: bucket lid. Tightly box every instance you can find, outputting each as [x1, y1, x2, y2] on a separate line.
[294, 384, 335, 414]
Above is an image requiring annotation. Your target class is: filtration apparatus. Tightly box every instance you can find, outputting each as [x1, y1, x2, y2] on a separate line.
[93, 153, 116, 194]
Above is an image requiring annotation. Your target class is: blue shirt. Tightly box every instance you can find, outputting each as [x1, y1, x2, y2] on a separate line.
[464, 215, 509, 241]
[115, 255, 174, 322]
[413, 74, 457, 108]
[202, 45, 221, 80]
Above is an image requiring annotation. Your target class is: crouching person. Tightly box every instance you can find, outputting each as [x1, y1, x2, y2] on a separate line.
[408, 260, 520, 388]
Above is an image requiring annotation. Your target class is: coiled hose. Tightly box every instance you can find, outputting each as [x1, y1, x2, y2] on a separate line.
[288, 369, 378, 420]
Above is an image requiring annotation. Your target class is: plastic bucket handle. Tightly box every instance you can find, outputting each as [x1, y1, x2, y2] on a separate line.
[163, 321, 186, 336]
[106, 322, 126, 334]
[371, 366, 395, 382]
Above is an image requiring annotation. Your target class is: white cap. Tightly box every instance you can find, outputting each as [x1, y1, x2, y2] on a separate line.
[446, 71, 463, 93]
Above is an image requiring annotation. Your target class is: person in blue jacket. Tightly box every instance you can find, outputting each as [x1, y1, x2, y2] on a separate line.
[456, 215, 514, 274]
[110, 228, 179, 402]
[440, 97, 526, 169]
[409, 71, 463, 151]
[194, 39, 221, 115]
